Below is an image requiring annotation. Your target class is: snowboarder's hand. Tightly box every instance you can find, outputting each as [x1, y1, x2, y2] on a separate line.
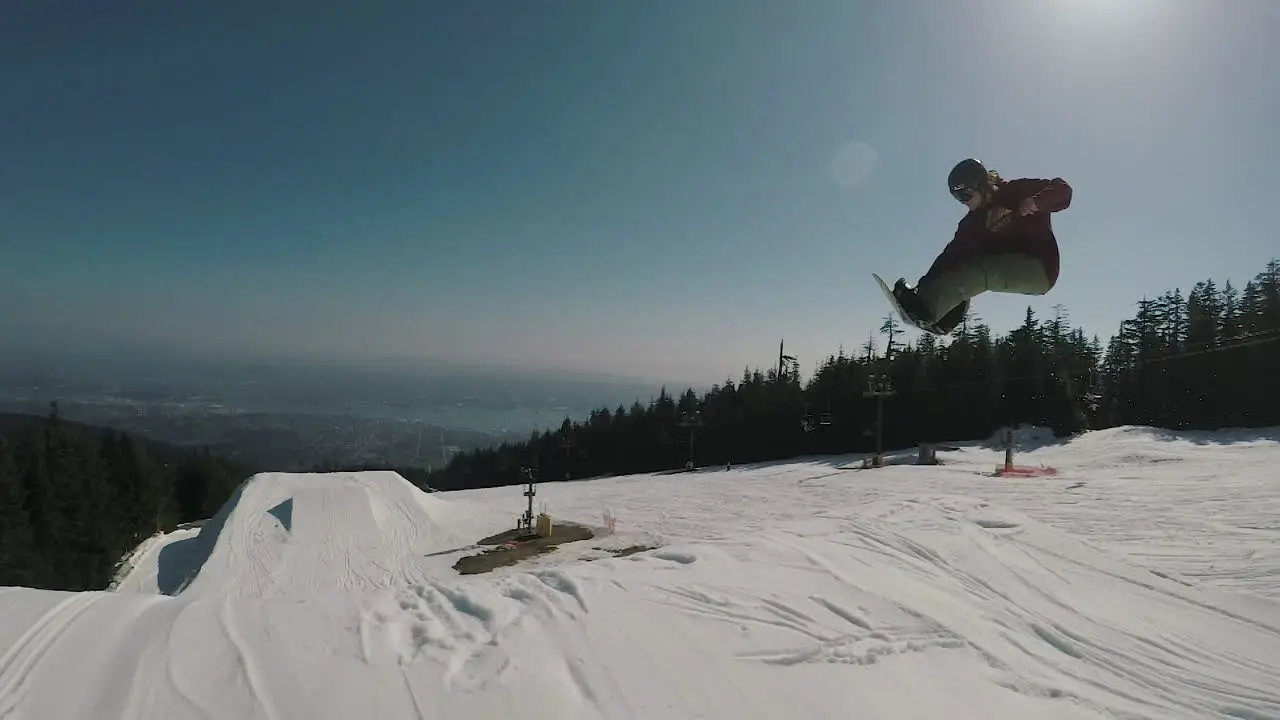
[1018, 197, 1039, 216]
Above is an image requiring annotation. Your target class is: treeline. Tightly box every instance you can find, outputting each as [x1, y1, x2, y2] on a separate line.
[427, 258, 1280, 491]
[1096, 264, 1280, 428]
[0, 404, 249, 591]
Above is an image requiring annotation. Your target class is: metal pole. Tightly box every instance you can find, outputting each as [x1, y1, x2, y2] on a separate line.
[678, 411, 703, 471]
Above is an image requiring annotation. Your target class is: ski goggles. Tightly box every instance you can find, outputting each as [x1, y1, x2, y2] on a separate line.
[950, 184, 977, 203]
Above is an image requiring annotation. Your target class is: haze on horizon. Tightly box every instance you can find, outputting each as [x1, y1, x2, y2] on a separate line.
[3, 1, 1278, 386]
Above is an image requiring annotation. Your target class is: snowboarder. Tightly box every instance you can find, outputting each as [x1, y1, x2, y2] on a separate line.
[892, 158, 1072, 334]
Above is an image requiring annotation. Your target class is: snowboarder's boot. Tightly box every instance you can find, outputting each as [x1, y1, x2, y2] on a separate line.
[892, 279, 935, 327]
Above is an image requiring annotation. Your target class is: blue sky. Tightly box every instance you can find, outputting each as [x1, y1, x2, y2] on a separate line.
[3, 0, 1277, 386]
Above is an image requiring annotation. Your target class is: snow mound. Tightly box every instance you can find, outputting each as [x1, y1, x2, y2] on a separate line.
[1078, 424, 1280, 447]
[145, 471, 509, 598]
[1010, 425, 1280, 473]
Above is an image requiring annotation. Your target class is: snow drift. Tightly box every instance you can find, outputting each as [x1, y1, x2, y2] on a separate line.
[2, 426, 1279, 719]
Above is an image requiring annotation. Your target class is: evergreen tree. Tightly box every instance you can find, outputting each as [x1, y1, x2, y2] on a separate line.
[0, 410, 249, 592]
[0, 435, 35, 587]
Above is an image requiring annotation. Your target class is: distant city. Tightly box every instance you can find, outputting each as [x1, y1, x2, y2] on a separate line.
[0, 349, 672, 472]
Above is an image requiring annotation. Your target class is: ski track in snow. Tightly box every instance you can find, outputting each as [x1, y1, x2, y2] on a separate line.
[0, 426, 1279, 718]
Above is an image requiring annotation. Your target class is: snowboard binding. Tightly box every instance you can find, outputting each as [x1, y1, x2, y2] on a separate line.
[890, 279, 945, 334]
[872, 273, 948, 335]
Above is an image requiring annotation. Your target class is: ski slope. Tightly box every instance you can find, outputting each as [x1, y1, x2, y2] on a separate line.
[3, 426, 1280, 719]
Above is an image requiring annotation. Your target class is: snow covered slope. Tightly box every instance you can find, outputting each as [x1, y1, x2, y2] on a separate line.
[3, 426, 1280, 719]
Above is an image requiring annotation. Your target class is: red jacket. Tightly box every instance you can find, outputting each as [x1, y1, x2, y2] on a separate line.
[922, 177, 1072, 288]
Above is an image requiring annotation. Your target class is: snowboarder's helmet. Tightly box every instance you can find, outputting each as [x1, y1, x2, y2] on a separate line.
[947, 158, 988, 203]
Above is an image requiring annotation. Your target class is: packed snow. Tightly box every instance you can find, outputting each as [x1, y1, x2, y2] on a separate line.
[3, 425, 1279, 719]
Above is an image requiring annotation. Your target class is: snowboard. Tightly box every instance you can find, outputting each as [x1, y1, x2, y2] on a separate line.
[872, 273, 942, 334]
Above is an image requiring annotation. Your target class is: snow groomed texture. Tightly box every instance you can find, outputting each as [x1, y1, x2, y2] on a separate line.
[1, 427, 1278, 719]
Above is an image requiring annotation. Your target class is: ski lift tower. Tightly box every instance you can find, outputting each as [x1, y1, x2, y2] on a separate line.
[862, 374, 895, 467]
[678, 411, 703, 471]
